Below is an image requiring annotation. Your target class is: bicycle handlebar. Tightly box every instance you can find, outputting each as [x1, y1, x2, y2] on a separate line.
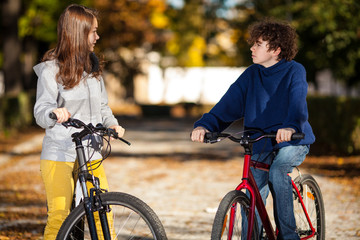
[204, 130, 304, 144]
[49, 112, 131, 145]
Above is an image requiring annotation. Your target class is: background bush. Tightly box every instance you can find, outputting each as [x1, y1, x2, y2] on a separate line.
[307, 96, 360, 155]
[0, 92, 35, 136]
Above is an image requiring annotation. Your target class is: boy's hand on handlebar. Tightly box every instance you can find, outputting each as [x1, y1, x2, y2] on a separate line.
[52, 108, 71, 123]
[191, 126, 208, 142]
[276, 128, 296, 144]
[109, 125, 125, 139]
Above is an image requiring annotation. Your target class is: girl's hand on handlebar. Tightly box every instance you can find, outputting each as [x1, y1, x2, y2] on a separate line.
[52, 108, 71, 123]
[109, 125, 125, 139]
[276, 128, 296, 144]
[191, 126, 208, 142]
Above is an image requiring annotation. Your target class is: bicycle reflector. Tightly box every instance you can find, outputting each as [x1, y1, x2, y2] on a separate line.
[307, 191, 315, 200]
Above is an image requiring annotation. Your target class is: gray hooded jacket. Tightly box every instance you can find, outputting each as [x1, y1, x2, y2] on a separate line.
[33, 60, 119, 162]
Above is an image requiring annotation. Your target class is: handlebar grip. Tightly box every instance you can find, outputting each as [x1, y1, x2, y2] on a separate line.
[49, 112, 76, 128]
[119, 138, 131, 146]
[204, 132, 219, 140]
[266, 132, 305, 140]
[49, 112, 57, 120]
[291, 133, 305, 140]
[204, 132, 230, 143]
[265, 133, 277, 138]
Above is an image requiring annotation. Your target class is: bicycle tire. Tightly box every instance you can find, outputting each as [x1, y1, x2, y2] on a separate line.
[293, 174, 325, 240]
[56, 192, 167, 240]
[211, 190, 259, 240]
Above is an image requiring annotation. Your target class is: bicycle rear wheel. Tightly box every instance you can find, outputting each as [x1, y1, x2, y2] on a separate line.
[56, 192, 167, 240]
[211, 190, 259, 240]
[293, 174, 325, 240]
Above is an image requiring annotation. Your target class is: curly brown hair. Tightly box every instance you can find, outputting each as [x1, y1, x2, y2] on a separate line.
[247, 19, 298, 61]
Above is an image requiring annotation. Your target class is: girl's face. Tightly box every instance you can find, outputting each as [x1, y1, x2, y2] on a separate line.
[250, 38, 280, 68]
[88, 18, 99, 52]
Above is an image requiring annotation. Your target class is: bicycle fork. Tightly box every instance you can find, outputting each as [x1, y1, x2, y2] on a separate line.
[291, 179, 316, 239]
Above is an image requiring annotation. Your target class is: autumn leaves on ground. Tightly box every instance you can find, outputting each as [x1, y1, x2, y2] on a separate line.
[0, 119, 360, 239]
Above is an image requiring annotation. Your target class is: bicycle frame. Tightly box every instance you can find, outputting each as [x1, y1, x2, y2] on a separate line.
[230, 150, 316, 240]
[72, 131, 111, 240]
[233, 152, 275, 240]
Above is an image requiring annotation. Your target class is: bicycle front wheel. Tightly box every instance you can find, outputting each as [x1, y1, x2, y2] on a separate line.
[293, 174, 325, 240]
[56, 192, 167, 240]
[211, 190, 259, 240]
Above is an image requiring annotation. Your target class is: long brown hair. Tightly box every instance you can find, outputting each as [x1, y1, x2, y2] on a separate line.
[42, 4, 102, 89]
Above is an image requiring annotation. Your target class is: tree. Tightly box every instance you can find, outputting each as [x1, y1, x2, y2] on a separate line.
[289, 0, 360, 89]
[164, 0, 246, 67]
[164, 0, 208, 67]
[2, 0, 169, 99]
[1, 0, 22, 95]
[229, 0, 360, 89]
[18, 0, 90, 90]
[92, 0, 169, 99]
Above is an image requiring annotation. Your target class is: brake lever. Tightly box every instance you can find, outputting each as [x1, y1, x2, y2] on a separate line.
[205, 139, 220, 144]
[204, 132, 222, 144]
[64, 119, 81, 128]
[61, 119, 73, 128]
[106, 128, 131, 146]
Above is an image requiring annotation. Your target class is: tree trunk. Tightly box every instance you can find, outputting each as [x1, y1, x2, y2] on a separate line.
[1, 0, 22, 95]
[23, 37, 38, 90]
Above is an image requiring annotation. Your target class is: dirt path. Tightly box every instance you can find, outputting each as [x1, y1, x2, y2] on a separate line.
[0, 118, 360, 239]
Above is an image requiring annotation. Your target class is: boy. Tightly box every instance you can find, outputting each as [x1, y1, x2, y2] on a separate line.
[191, 19, 315, 239]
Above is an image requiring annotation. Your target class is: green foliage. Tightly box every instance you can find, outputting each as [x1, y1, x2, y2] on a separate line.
[0, 92, 35, 131]
[167, 0, 359, 86]
[18, 0, 91, 42]
[290, 0, 360, 87]
[243, 0, 360, 86]
[307, 96, 360, 155]
[165, 1, 207, 66]
[164, 0, 250, 67]
[4, 0, 360, 95]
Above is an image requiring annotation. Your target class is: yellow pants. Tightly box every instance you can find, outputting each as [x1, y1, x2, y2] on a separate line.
[40, 159, 110, 240]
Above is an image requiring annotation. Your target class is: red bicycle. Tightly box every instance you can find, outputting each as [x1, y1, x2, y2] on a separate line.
[206, 130, 325, 240]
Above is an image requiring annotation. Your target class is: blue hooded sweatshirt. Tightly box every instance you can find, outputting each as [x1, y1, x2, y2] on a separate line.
[194, 59, 315, 154]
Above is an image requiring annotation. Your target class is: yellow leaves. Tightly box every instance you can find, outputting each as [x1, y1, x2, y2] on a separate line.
[167, 34, 207, 66]
[166, 35, 180, 55]
[186, 36, 206, 67]
[150, 12, 169, 29]
[148, 0, 169, 29]
[148, 0, 167, 11]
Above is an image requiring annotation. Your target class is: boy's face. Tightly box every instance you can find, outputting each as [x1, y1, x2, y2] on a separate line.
[250, 38, 280, 68]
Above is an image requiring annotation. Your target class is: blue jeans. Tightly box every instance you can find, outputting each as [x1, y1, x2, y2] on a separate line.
[242, 145, 309, 240]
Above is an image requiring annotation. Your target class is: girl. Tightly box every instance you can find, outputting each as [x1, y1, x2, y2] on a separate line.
[33, 4, 124, 239]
